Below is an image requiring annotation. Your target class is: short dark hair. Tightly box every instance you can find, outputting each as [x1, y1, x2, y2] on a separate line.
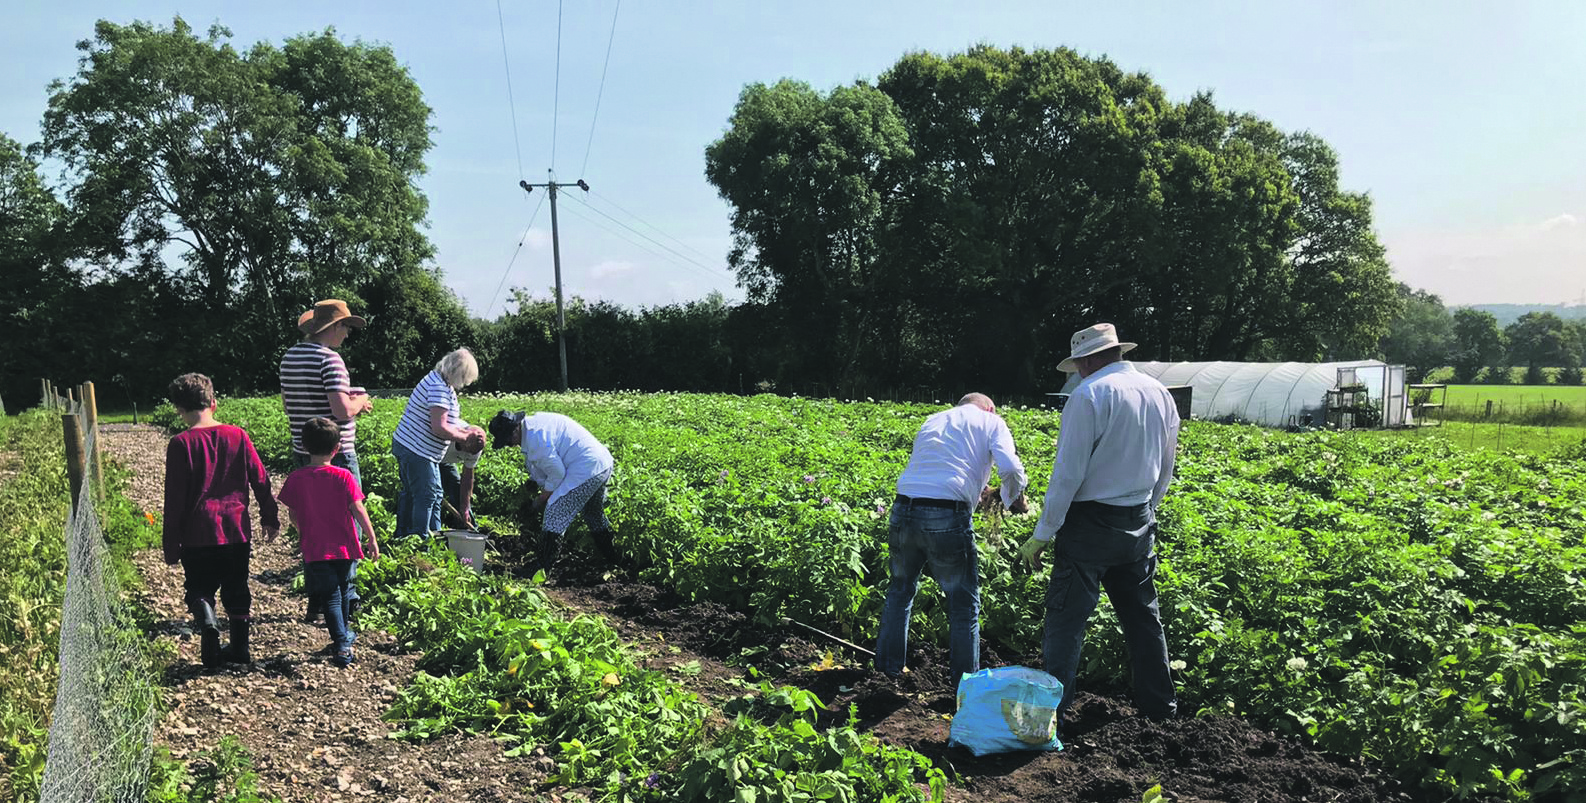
[300, 417, 342, 457]
[167, 373, 215, 412]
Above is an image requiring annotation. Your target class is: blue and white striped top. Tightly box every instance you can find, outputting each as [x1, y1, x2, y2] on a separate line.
[391, 371, 461, 463]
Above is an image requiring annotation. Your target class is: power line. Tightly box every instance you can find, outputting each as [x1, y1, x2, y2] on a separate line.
[485, 192, 549, 317]
[586, 187, 717, 265]
[577, 0, 623, 177]
[550, 0, 564, 171]
[495, 0, 524, 181]
[568, 193, 734, 281]
[557, 200, 731, 286]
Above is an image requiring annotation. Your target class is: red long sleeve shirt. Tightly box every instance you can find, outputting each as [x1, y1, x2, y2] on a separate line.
[162, 424, 280, 563]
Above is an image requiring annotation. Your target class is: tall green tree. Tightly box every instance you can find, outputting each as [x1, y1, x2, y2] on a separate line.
[37, 17, 438, 392]
[704, 79, 912, 389]
[706, 45, 1402, 396]
[1450, 307, 1505, 383]
[1378, 284, 1454, 381]
[0, 133, 72, 406]
[1505, 312, 1579, 384]
[1276, 133, 1400, 359]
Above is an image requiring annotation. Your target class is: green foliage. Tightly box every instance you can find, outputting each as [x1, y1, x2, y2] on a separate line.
[1379, 285, 1455, 381]
[358, 537, 941, 801]
[197, 391, 1586, 800]
[705, 46, 1399, 394]
[0, 135, 72, 407]
[664, 686, 943, 802]
[0, 411, 161, 800]
[24, 16, 459, 400]
[147, 737, 281, 803]
[1506, 313, 1580, 376]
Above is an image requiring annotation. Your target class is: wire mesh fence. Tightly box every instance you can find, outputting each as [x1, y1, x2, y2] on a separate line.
[37, 383, 157, 803]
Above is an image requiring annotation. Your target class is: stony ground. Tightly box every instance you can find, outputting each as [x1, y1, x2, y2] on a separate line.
[104, 425, 565, 802]
[104, 423, 1482, 803]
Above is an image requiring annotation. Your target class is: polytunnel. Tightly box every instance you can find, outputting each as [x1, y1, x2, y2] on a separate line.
[1059, 360, 1409, 428]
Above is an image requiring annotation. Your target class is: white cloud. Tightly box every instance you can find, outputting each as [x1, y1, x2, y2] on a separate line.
[1533, 213, 1580, 232]
[524, 229, 552, 251]
[1384, 211, 1586, 305]
[588, 259, 636, 280]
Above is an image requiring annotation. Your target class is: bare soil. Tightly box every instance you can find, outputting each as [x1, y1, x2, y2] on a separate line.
[105, 424, 1484, 803]
[103, 425, 576, 803]
[540, 549, 1480, 803]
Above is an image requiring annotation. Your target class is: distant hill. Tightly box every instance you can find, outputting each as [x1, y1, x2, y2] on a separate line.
[1456, 304, 1586, 327]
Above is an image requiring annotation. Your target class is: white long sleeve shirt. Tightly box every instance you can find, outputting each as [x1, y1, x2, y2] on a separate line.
[518, 412, 615, 503]
[1033, 361, 1179, 541]
[895, 404, 1027, 507]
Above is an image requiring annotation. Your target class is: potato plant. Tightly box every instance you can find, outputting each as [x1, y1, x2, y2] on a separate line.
[185, 392, 1586, 801]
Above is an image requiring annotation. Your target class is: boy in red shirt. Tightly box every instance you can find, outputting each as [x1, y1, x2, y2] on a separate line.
[278, 417, 380, 667]
[162, 373, 280, 668]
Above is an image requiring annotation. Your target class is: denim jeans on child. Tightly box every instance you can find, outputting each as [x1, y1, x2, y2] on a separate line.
[292, 450, 361, 608]
[1042, 500, 1177, 721]
[875, 500, 980, 680]
[392, 439, 442, 537]
[304, 559, 358, 655]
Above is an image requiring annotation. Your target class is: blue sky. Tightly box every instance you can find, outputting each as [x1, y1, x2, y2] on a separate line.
[5, 1, 1584, 313]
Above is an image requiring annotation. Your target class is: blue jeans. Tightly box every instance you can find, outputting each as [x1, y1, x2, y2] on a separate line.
[1042, 501, 1177, 721]
[304, 559, 357, 653]
[392, 439, 442, 537]
[875, 501, 980, 680]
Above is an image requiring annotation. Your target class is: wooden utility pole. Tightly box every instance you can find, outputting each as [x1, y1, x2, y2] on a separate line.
[519, 174, 590, 393]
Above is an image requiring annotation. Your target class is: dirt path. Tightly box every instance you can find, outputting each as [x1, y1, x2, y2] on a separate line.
[103, 425, 557, 803]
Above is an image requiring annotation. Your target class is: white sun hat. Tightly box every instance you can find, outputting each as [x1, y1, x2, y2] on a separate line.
[1057, 323, 1137, 373]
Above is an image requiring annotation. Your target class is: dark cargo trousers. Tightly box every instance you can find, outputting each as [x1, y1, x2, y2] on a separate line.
[1042, 500, 1177, 722]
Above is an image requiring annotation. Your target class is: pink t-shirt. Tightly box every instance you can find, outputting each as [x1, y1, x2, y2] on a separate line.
[278, 465, 365, 562]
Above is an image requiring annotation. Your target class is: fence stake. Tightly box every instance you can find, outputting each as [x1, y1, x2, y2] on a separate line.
[62, 414, 86, 517]
[83, 381, 103, 504]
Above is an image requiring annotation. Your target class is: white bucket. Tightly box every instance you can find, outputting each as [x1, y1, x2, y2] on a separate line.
[443, 530, 487, 572]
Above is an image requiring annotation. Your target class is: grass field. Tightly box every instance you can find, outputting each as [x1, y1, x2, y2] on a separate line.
[1418, 384, 1586, 427]
[1371, 418, 1586, 454]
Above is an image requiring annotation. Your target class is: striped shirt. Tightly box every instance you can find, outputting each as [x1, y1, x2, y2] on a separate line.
[392, 371, 460, 462]
[279, 341, 356, 457]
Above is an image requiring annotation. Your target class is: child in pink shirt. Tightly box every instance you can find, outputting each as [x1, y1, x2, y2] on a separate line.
[278, 417, 380, 667]
[163, 373, 280, 667]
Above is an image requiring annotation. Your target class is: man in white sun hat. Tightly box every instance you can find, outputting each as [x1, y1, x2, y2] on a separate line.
[1020, 322, 1179, 726]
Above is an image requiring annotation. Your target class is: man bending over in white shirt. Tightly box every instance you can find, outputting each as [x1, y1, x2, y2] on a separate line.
[876, 392, 1028, 681]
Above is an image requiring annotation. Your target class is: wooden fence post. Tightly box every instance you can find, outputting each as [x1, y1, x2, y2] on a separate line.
[62, 414, 86, 516]
[82, 381, 103, 503]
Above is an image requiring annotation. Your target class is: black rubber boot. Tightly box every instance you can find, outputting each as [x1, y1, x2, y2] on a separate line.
[193, 599, 222, 668]
[590, 529, 621, 565]
[219, 618, 251, 664]
[535, 531, 564, 576]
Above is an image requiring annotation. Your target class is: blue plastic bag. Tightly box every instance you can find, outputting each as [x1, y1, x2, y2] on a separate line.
[948, 666, 1064, 756]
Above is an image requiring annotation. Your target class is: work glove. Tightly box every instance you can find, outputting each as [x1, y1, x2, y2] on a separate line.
[1018, 535, 1047, 571]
